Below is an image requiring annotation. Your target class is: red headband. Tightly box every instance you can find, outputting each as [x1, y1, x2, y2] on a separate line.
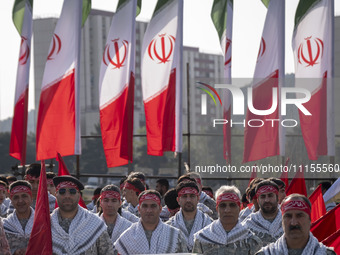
[139, 193, 161, 206]
[100, 191, 120, 200]
[203, 190, 214, 199]
[281, 199, 311, 217]
[216, 193, 241, 208]
[178, 187, 199, 197]
[120, 183, 125, 190]
[256, 185, 278, 196]
[56, 181, 79, 192]
[10, 186, 32, 198]
[0, 185, 7, 192]
[25, 174, 39, 181]
[47, 179, 54, 185]
[124, 182, 142, 194]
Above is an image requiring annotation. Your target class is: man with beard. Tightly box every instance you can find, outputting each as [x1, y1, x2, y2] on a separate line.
[51, 176, 113, 254]
[166, 181, 212, 251]
[3, 181, 34, 255]
[98, 185, 132, 245]
[256, 194, 336, 255]
[114, 190, 188, 254]
[242, 180, 283, 246]
[193, 185, 262, 254]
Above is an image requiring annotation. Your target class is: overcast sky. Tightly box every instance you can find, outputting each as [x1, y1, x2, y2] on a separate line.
[0, 0, 339, 121]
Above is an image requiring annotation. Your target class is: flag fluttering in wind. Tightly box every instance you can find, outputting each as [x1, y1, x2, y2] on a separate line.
[56, 152, 87, 208]
[323, 228, 340, 255]
[25, 161, 52, 255]
[292, 0, 334, 160]
[309, 184, 326, 222]
[99, 0, 139, 168]
[36, 0, 90, 160]
[280, 158, 290, 189]
[9, 0, 33, 166]
[141, 0, 183, 156]
[286, 166, 307, 197]
[211, 0, 233, 163]
[243, 0, 285, 162]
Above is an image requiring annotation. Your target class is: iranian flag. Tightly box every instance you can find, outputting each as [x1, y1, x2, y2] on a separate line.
[141, 0, 183, 156]
[9, 0, 33, 166]
[292, 0, 334, 160]
[36, 0, 90, 160]
[211, 0, 233, 163]
[243, 0, 285, 162]
[99, 0, 139, 167]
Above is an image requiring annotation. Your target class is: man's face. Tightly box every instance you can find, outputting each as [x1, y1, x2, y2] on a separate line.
[278, 186, 286, 204]
[177, 193, 199, 213]
[56, 187, 80, 213]
[100, 197, 121, 217]
[11, 192, 33, 215]
[124, 188, 135, 203]
[155, 183, 163, 195]
[258, 192, 278, 214]
[0, 188, 6, 204]
[283, 209, 310, 241]
[27, 178, 39, 198]
[47, 183, 56, 196]
[218, 201, 240, 227]
[139, 200, 161, 225]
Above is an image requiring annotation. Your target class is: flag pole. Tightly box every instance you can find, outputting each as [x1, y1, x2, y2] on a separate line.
[186, 62, 191, 167]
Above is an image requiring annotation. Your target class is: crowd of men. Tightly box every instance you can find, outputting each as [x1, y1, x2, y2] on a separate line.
[0, 163, 337, 254]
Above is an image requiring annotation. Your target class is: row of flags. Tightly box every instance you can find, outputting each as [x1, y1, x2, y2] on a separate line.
[9, 0, 335, 166]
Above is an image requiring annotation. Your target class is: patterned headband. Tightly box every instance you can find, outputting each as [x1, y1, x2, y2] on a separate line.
[139, 193, 161, 206]
[281, 199, 311, 217]
[56, 181, 79, 192]
[10, 185, 32, 198]
[0, 185, 7, 192]
[256, 185, 278, 196]
[124, 182, 143, 194]
[100, 191, 121, 200]
[178, 187, 199, 197]
[216, 193, 241, 208]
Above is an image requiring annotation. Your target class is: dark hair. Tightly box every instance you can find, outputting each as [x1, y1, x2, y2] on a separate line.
[177, 174, 196, 185]
[156, 178, 169, 190]
[120, 176, 127, 186]
[25, 163, 41, 178]
[6, 176, 17, 183]
[164, 188, 179, 210]
[98, 185, 121, 216]
[255, 180, 279, 194]
[94, 187, 102, 196]
[268, 177, 286, 189]
[126, 178, 145, 195]
[242, 193, 248, 203]
[202, 186, 213, 193]
[281, 193, 311, 209]
[138, 189, 161, 202]
[46, 172, 56, 179]
[176, 181, 199, 194]
[128, 172, 145, 182]
[9, 180, 32, 192]
[0, 176, 9, 186]
[249, 178, 264, 190]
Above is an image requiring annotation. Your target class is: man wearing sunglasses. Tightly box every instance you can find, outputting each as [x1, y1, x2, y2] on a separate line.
[50, 176, 113, 255]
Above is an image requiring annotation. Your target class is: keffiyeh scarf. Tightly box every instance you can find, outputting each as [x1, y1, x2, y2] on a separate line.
[51, 206, 107, 255]
[194, 220, 253, 246]
[241, 210, 283, 240]
[3, 208, 34, 238]
[125, 203, 139, 217]
[167, 209, 212, 250]
[262, 232, 328, 255]
[121, 210, 139, 222]
[114, 220, 180, 255]
[100, 214, 132, 244]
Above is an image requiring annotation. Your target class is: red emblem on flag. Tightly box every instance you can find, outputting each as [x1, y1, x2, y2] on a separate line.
[148, 33, 176, 64]
[224, 38, 232, 66]
[257, 37, 266, 62]
[298, 36, 324, 67]
[47, 33, 62, 60]
[19, 36, 30, 65]
[103, 38, 129, 69]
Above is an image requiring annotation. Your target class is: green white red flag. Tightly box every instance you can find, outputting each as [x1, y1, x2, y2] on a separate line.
[99, 0, 139, 167]
[292, 0, 334, 160]
[141, 0, 183, 156]
[243, 0, 285, 162]
[211, 0, 233, 163]
[9, 0, 33, 165]
[36, 0, 90, 160]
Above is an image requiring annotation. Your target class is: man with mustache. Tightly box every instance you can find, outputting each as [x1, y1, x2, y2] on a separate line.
[166, 181, 212, 251]
[256, 194, 336, 255]
[242, 180, 284, 246]
[193, 185, 262, 254]
[114, 190, 188, 254]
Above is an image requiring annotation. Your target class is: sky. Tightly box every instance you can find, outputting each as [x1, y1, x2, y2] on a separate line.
[0, 0, 339, 121]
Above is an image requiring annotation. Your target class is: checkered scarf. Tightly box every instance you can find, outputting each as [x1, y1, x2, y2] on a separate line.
[197, 202, 213, 216]
[0, 204, 7, 217]
[167, 208, 212, 250]
[199, 191, 210, 204]
[262, 232, 327, 255]
[125, 203, 139, 217]
[121, 209, 139, 223]
[114, 220, 180, 255]
[241, 210, 283, 240]
[239, 205, 254, 222]
[194, 219, 253, 246]
[51, 206, 106, 255]
[3, 207, 34, 238]
[99, 214, 132, 244]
